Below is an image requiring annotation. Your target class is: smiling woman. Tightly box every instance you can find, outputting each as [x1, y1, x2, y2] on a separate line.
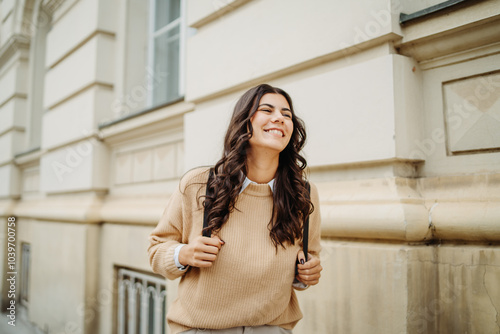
[148, 84, 322, 334]
[248, 93, 294, 156]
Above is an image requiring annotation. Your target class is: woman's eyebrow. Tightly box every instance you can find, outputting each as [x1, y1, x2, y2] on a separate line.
[258, 103, 291, 112]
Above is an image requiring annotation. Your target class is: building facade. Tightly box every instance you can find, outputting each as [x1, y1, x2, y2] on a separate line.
[0, 0, 499, 333]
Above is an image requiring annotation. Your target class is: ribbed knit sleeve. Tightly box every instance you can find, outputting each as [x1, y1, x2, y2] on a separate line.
[148, 167, 209, 280]
[148, 186, 185, 280]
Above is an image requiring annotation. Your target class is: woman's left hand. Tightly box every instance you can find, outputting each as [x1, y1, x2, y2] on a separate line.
[296, 251, 322, 286]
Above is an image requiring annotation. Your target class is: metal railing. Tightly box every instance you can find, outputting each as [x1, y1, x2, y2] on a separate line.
[117, 268, 167, 334]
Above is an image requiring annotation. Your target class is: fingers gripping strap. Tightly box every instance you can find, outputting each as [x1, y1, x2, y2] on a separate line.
[296, 181, 311, 275]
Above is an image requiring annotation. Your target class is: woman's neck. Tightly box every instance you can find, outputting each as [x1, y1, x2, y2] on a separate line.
[245, 150, 279, 183]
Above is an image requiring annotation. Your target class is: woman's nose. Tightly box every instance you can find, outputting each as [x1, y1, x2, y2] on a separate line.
[272, 111, 284, 123]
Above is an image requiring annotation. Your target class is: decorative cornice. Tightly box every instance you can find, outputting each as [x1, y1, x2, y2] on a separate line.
[99, 100, 194, 146]
[41, 0, 65, 15]
[396, 0, 500, 63]
[0, 34, 30, 68]
[397, 16, 500, 62]
[12, 191, 106, 224]
[14, 147, 43, 167]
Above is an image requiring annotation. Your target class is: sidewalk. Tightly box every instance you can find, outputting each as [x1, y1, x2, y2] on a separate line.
[0, 308, 42, 334]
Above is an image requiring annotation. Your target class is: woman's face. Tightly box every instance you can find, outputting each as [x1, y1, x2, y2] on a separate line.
[248, 93, 294, 154]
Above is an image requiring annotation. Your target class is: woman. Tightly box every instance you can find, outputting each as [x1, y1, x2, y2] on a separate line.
[148, 84, 322, 334]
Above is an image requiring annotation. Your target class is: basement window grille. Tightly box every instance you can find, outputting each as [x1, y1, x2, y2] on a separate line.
[117, 268, 167, 334]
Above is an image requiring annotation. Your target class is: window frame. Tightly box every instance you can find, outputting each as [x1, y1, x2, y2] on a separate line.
[147, 0, 186, 108]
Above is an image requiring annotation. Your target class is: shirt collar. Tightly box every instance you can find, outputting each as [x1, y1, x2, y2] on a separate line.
[240, 177, 275, 194]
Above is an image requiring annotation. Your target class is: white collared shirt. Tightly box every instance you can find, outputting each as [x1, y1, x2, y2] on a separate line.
[239, 177, 275, 194]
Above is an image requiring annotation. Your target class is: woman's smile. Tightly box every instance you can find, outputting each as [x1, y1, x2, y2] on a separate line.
[264, 128, 285, 137]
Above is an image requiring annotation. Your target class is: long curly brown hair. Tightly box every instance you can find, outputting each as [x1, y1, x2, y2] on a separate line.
[202, 83, 313, 249]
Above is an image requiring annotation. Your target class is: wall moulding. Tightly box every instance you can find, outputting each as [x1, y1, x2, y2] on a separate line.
[12, 191, 106, 223]
[6, 170, 499, 237]
[0, 199, 17, 217]
[6, 188, 173, 225]
[187, 0, 252, 29]
[0, 34, 30, 70]
[422, 172, 500, 242]
[319, 172, 500, 243]
[319, 176, 430, 242]
[418, 41, 500, 71]
[99, 101, 193, 147]
[397, 13, 500, 62]
[398, 0, 500, 43]
[308, 158, 423, 182]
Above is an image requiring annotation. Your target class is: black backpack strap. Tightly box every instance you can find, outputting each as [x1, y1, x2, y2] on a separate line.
[303, 181, 311, 261]
[203, 168, 214, 237]
[296, 181, 311, 275]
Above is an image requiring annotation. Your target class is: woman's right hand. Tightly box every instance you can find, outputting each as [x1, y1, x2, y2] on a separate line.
[178, 235, 225, 268]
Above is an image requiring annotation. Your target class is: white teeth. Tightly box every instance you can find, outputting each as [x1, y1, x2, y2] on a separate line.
[265, 129, 284, 137]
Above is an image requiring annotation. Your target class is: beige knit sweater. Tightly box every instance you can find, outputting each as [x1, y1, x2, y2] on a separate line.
[148, 167, 321, 334]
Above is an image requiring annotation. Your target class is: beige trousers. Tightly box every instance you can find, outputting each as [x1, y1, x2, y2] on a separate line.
[181, 326, 292, 334]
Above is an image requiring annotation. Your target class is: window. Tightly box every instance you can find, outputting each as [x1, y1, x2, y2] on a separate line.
[117, 268, 167, 334]
[148, 0, 185, 106]
[20, 243, 31, 304]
